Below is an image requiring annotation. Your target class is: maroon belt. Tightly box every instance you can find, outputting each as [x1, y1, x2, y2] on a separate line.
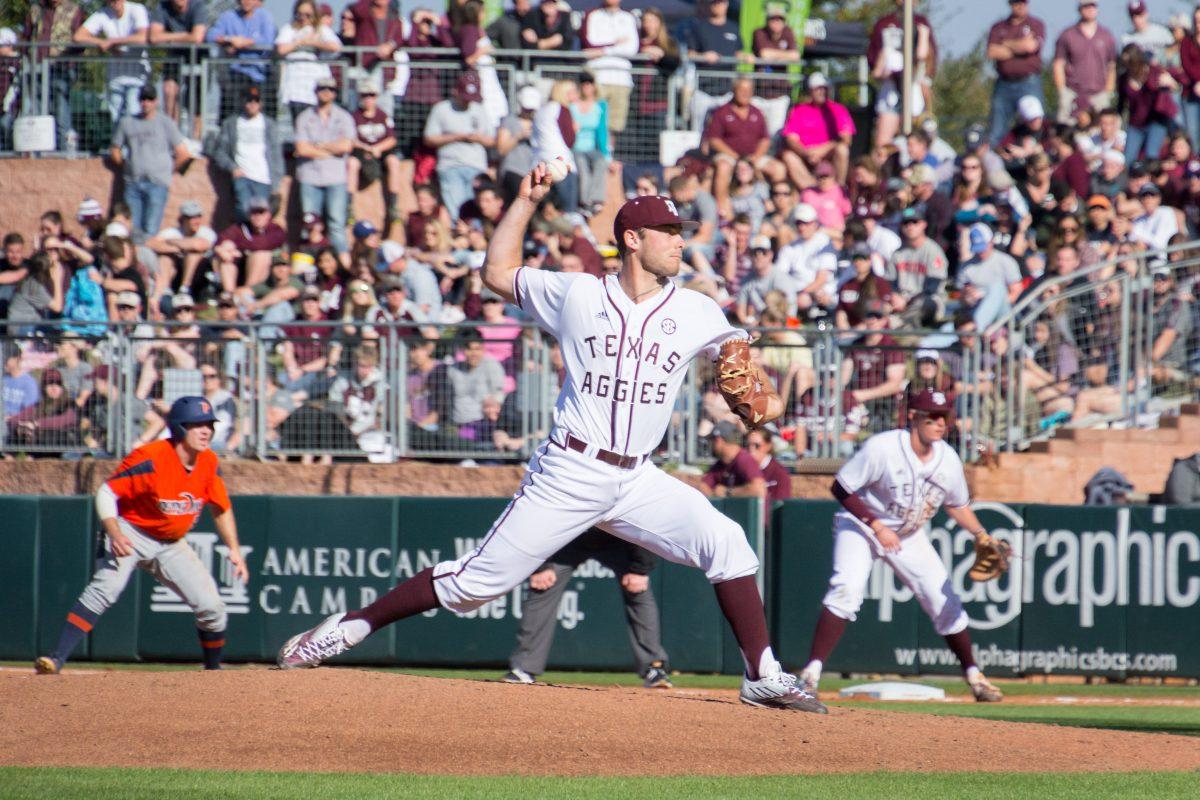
[564, 433, 646, 470]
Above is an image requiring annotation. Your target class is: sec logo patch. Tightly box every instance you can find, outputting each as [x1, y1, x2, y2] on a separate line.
[661, 319, 677, 334]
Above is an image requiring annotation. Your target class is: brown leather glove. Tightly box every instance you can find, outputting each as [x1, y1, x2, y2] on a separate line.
[968, 534, 1012, 582]
[717, 338, 783, 428]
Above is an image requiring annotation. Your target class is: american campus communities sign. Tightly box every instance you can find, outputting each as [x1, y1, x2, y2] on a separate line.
[1, 496, 1196, 677]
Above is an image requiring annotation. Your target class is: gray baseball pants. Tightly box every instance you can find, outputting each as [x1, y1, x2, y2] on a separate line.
[509, 544, 668, 677]
[78, 518, 227, 632]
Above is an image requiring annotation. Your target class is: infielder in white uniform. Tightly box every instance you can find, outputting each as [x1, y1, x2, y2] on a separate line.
[798, 388, 1004, 702]
[277, 163, 825, 712]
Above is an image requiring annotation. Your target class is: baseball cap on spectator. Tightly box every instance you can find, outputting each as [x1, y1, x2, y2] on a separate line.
[964, 123, 986, 151]
[105, 221, 130, 238]
[382, 277, 406, 293]
[908, 164, 935, 186]
[1017, 95, 1044, 122]
[807, 72, 829, 91]
[850, 243, 872, 259]
[1150, 258, 1171, 278]
[597, 244, 619, 258]
[1102, 150, 1126, 169]
[138, 84, 157, 101]
[885, 176, 908, 193]
[115, 290, 141, 308]
[76, 197, 104, 222]
[814, 161, 836, 179]
[301, 286, 322, 300]
[172, 293, 195, 310]
[217, 291, 237, 307]
[900, 206, 926, 223]
[517, 85, 541, 111]
[750, 235, 773, 251]
[1128, 1, 1147, 16]
[301, 211, 322, 229]
[792, 203, 818, 224]
[353, 220, 378, 238]
[968, 223, 994, 254]
[1138, 183, 1162, 197]
[316, 76, 338, 91]
[852, 202, 878, 220]
[319, 3, 333, 15]
[348, 279, 372, 294]
[1128, 159, 1148, 177]
[1087, 194, 1113, 210]
[455, 71, 482, 102]
[766, 3, 787, 19]
[42, 368, 63, 385]
[179, 200, 203, 218]
[915, 349, 941, 363]
[710, 419, 741, 442]
[357, 79, 380, 95]
[863, 298, 888, 318]
[613, 195, 699, 242]
[243, 85, 261, 103]
[248, 196, 271, 212]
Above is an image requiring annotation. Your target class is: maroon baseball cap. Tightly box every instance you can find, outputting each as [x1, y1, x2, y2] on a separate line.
[613, 196, 698, 243]
[455, 71, 482, 102]
[1128, 2, 1148, 16]
[42, 368, 63, 385]
[908, 387, 953, 414]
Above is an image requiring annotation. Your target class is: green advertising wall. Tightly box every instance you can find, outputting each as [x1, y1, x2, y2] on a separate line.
[3, 496, 1197, 678]
[0, 495, 759, 675]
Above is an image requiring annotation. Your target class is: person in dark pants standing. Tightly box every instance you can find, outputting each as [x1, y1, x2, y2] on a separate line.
[504, 527, 673, 689]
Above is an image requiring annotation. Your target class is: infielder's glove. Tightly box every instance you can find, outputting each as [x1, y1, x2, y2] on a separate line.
[717, 338, 782, 428]
[968, 535, 1012, 582]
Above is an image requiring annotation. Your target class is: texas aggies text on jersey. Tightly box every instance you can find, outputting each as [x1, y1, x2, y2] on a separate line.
[107, 440, 230, 541]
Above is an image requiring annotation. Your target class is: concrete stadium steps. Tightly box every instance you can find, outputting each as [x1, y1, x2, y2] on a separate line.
[968, 405, 1200, 504]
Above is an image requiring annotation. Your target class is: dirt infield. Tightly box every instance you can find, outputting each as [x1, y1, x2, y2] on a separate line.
[2, 669, 1198, 777]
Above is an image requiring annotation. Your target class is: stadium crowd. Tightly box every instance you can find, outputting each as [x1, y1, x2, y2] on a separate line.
[1, 0, 1198, 464]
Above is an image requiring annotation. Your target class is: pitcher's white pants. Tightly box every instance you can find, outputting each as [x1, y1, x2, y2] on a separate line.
[432, 439, 759, 613]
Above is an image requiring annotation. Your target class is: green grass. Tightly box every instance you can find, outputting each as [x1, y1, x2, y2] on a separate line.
[880, 703, 1200, 736]
[1, 767, 1197, 800]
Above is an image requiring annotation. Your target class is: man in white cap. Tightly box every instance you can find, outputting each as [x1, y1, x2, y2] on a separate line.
[346, 78, 402, 226]
[1131, 183, 1180, 250]
[779, 71, 856, 186]
[775, 203, 837, 318]
[146, 199, 217, 304]
[735, 234, 796, 324]
[1123, 2, 1173, 65]
[497, 85, 541, 204]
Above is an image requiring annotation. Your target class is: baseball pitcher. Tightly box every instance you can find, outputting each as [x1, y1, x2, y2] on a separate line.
[278, 162, 824, 713]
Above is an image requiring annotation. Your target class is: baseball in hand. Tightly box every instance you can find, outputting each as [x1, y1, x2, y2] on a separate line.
[544, 157, 571, 184]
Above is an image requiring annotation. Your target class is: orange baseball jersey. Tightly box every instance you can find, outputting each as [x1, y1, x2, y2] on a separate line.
[107, 440, 231, 541]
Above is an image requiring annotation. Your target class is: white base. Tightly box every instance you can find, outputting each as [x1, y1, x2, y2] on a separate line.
[838, 681, 947, 701]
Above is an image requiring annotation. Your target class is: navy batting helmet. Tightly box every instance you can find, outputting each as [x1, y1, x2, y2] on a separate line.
[167, 395, 218, 440]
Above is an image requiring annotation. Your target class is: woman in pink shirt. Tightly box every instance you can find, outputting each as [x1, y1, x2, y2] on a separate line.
[799, 162, 851, 233]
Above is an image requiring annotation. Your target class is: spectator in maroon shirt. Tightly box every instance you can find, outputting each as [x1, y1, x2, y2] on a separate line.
[751, 5, 799, 66]
[1048, 124, 1092, 200]
[279, 284, 342, 399]
[986, 0, 1047, 146]
[1179, 7, 1200, 150]
[1053, 1, 1118, 123]
[342, 0, 405, 96]
[699, 420, 767, 500]
[213, 196, 287, 289]
[703, 77, 786, 221]
[842, 305, 907, 411]
[745, 428, 790, 503]
[347, 79, 402, 227]
[1118, 43, 1179, 162]
[404, 184, 453, 249]
[396, 8, 454, 158]
[836, 244, 894, 329]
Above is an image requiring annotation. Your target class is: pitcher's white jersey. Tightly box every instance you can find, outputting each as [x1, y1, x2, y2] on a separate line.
[834, 429, 969, 536]
[514, 268, 744, 456]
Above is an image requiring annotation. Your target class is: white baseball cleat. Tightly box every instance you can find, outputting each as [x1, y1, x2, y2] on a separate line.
[740, 669, 828, 713]
[798, 667, 819, 697]
[277, 613, 352, 670]
[968, 672, 1004, 702]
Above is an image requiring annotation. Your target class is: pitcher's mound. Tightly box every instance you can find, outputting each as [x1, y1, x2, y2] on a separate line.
[2, 669, 1197, 776]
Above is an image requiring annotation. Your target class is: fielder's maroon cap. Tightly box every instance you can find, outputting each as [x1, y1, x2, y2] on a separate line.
[908, 387, 953, 414]
[613, 196, 699, 243]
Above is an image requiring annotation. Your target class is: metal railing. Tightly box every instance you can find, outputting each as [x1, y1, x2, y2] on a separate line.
[984, 243, 1200, 454]
[0, 42, 862, 159]
[2, 318, 994, 466]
